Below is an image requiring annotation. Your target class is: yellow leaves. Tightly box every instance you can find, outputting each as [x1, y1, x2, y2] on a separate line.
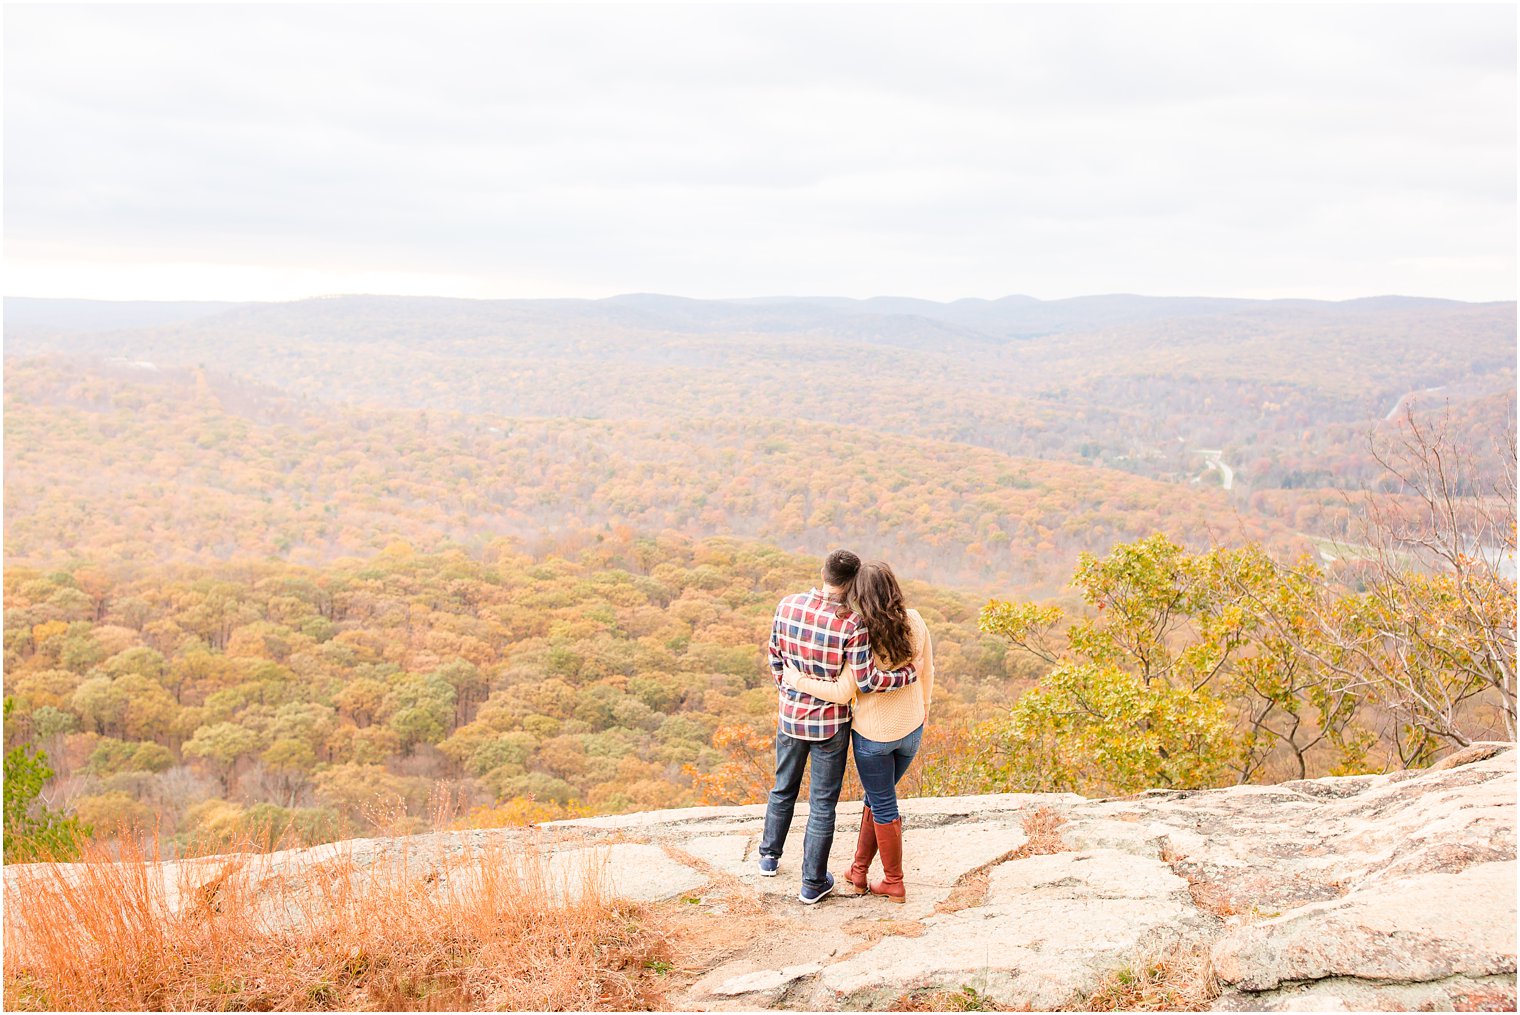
[454, 796, 590, 828]
[980, 660, 1240, 796]
[977, 534, 1416, 790]
[978, 600, 1063, 643]
[30, 619, 69, 646]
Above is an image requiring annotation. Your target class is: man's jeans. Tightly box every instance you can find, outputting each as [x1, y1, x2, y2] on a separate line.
[758, 724, 850, 894]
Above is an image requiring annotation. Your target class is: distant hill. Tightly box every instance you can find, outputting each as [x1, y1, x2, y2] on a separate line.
[8, 292, 1509, 495]
[4, 297, 249, 334]
[9, 290, 1505, 345]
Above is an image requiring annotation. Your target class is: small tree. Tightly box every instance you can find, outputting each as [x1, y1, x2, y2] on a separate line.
[976, 535, 1376, 794]
[1248, 407, 1516, 764]
[976, 536, 1246, 795]
[1357, 406, 1515, 748]
[987, 660, 1239, 794]
[4, 698, 88, 862]
[683, 721, 775, 805]
[183, 721, 261, 794]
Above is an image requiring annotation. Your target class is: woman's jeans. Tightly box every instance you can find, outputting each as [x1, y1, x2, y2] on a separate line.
[852, 725, 923, 824]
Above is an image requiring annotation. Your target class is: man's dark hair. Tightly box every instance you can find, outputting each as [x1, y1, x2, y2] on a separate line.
[823, 549, 861, 588]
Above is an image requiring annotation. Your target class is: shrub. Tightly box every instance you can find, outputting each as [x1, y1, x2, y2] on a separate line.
[3, 699, 87, 862]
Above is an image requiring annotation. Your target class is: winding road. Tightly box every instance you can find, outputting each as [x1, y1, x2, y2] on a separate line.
[1192, 449, 1235, 491]
[1384, 386, 1446, 422]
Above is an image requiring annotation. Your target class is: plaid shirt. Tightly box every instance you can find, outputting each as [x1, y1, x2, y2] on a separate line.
[768, 588, 918, 741]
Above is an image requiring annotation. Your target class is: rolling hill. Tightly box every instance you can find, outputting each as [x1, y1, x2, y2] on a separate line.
[8, 293, 1510, 495]
[4, 356, 1295, 593]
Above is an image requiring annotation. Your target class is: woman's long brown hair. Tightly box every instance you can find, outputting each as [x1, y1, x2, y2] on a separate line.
[847, 561, 914, 669]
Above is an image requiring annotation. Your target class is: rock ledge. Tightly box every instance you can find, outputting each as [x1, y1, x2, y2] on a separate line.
[6, 746, 1513, 1011]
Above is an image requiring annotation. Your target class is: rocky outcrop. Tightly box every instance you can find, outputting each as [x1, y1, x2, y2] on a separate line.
[816, 848, 1215, 1010]
[550, 743, 1516, 1011]
[6, 746, 1513, 1011]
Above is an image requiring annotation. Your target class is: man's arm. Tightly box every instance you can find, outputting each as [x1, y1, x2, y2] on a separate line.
[844, 625, 916, 693]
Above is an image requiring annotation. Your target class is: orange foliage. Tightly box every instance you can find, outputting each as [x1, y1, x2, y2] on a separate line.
[683, 722, 775, 806]
[453, 796, 592, 828]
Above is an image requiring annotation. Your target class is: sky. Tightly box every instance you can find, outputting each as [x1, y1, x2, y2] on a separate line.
[4, 4, 1516, 303]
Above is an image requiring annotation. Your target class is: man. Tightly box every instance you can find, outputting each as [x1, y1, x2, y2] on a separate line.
[758, 549, 917, 904]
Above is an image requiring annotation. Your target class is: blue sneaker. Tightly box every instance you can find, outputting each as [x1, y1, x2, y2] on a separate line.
[757, 855, 779, 877]
[799, 872, 835, 905]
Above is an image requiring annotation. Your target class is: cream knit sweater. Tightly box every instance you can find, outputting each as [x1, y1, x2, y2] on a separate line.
[783, 609, 934, 742]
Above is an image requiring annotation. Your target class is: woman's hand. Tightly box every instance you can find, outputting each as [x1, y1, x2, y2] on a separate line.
[781, 664, 806, 688]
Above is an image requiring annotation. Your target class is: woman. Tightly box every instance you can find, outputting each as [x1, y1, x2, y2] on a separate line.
[781, 561, 934, 903]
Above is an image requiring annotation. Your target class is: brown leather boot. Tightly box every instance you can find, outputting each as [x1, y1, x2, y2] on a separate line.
[841, 806, 877, 894]
[870, 816, 905, 903]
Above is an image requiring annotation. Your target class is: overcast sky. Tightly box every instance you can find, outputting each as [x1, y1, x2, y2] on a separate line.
[5, 4, 1515, 303]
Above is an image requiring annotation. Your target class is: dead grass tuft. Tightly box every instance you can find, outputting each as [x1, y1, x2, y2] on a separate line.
[1077, 944, 1219, 1012]
[1185, 880, 1243, 918]
[893, 984, 1021, 1011]
[938, 806, 1068, 914]
[659, 845, 767, 917]
[842, 916, 928, 945]
[1020, 805, 1068, 855]
[1159, 840, 1244, 918]
[830, 916, 931, 964]
[656, 902, 781, 996]
[3, 835, 674, 1011]
[647, 844, 782, 1001]
[1453, 986, 1519, 1012]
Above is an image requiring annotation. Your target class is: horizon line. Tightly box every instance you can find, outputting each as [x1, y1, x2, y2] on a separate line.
[5, 290, 1515, 307]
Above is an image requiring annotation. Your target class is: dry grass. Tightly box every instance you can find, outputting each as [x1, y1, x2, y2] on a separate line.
[1077, 944, 1219, 1012]
[655, 902, 782, 1004]
[1019, 806, 1068, 856]
[892, 984, 1020, 1011]
[3, 835, 674, 1011]
[841, 916, 928, 945]
[1453, 985, 1520, 1011]
[1182, 880, 1242, 918]
[890, 940, 1218, 1015]
[658, 845, 767, 917]
[888, 936, 1215, 1012]
[938, 806, 1068, 914]
[1158, 840, 1245, 919]
[648, 844, 783, 1002]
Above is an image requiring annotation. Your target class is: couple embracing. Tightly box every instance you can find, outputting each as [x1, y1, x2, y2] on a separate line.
[758, 549, 935, 905]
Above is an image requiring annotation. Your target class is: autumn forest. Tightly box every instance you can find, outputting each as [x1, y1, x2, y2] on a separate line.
[4, 293, 1515, 857]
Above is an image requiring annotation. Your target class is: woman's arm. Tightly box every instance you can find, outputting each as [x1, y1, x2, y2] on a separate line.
[918, 621, 936, 719]
[780, 664, 855, 705]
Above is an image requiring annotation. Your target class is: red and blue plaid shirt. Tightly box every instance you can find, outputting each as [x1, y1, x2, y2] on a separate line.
[768, 588, 917, 741]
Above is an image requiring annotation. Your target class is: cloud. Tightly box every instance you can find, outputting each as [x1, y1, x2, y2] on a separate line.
[4, 4, 1514, 301]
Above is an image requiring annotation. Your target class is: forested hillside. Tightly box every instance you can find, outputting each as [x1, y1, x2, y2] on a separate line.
[4, 356, 1293, 593]
[2, 536, 1020, 849]
[4, 292, 1514, 856]
[8, 294, 1512, 491]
